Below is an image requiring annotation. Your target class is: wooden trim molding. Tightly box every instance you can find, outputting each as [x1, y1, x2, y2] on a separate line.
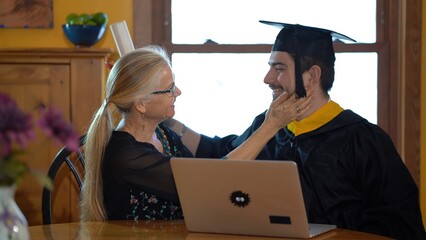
[403, 0, 422, 186]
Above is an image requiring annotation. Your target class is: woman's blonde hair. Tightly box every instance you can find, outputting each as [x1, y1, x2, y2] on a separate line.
[80, 45, 171, 221]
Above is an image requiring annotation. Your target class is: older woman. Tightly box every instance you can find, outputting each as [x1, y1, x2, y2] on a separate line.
[80, 45, 310, 222]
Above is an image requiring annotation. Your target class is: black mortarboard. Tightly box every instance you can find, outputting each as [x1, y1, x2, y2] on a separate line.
[260, 20, 356, 97]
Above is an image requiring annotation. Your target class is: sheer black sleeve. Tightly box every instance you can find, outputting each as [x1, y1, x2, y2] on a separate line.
[103, 128, 193, 203]
[195, 111, 273, 159]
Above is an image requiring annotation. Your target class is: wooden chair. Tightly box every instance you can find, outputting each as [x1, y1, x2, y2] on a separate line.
[41, 135, 86, 224]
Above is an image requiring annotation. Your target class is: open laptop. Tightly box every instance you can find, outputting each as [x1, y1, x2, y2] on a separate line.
[170, 158, 336, 239]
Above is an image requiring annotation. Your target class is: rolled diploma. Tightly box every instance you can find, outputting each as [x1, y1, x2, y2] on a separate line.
[110, 21, 135, 57]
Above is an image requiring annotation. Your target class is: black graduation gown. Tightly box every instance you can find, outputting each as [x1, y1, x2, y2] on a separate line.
[197, 110, 426, 240]
[102, 123, 193, 221]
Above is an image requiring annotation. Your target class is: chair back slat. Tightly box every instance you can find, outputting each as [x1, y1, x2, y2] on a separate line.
[41, 134, 86, 225]
[65, 157, 83, 189]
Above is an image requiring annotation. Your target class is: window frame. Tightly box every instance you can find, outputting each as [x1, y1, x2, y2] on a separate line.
[133, 0, 422, 186]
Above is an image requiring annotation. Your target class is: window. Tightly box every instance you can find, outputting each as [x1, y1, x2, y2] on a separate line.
[155, 0, 379, 137]
[133, 0, 423, 187]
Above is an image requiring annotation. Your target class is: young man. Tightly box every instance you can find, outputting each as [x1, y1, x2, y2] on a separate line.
[166, 21, 426, 239]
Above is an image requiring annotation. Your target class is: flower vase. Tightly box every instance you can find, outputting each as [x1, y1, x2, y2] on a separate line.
[0, 185, 29, 240]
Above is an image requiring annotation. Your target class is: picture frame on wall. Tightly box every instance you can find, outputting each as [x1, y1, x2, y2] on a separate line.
[0, 0, 53, 28]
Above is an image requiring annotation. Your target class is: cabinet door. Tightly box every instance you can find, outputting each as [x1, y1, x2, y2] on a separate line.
[0, 64, 70, 225]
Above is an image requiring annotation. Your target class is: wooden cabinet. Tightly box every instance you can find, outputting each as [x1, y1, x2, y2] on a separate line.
[0, 48, 112, 225]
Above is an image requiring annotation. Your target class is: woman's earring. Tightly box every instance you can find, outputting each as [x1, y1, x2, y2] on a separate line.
[141, 113, 145, 131]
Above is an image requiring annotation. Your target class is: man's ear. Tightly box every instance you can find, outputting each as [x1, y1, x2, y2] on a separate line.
[307, 65, 321, 85]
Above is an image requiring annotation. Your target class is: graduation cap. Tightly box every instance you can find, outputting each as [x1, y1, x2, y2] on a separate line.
[260, 20, 356, 97]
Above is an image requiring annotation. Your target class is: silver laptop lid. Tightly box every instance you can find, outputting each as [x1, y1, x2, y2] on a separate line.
[171, 158, 323, 238]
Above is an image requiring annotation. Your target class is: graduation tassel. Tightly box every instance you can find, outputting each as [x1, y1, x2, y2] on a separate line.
[293, 25, 307, 98]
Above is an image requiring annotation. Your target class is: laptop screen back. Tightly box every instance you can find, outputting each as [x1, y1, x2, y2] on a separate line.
[170, 158, 315, 238]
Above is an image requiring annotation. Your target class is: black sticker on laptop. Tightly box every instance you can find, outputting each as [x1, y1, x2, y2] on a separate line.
[229, 190, 250, 207]
[269, 215, 292, 224]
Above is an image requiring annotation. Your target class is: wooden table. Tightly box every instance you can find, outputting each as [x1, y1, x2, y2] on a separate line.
[28, 220, 392, 240]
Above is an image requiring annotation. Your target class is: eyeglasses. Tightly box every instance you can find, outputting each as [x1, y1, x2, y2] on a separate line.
[150, 82, 176, 97]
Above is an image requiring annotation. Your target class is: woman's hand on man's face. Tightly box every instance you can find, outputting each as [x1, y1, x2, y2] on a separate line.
[265, 89, 313, 129]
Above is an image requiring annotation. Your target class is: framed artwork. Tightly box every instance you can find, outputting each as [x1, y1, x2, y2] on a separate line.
[0, 0, 53, 28]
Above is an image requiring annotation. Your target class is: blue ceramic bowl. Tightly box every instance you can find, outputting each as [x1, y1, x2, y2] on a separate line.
[62, 24, 106, 47]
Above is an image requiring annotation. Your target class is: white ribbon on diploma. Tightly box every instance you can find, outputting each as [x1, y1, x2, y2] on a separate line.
[110, 21, 135, 57]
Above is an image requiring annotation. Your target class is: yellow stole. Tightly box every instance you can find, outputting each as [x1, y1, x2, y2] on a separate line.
[287, 100, 344, 136]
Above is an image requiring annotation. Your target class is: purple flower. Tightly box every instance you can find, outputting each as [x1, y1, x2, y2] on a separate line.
[0, 91, 78, 187]
[0, 93, 35, 157]
[37, 106, 79, 152]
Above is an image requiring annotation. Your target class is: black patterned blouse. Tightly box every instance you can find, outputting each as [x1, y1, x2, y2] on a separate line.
[102, 123, 193, 220]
